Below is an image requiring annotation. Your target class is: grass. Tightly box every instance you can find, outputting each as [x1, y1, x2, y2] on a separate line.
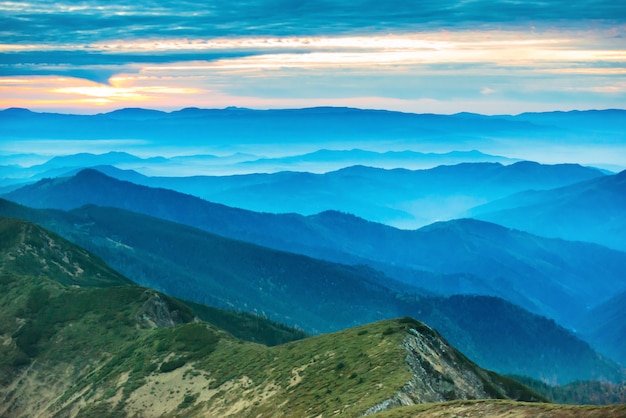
[1, 218, 414, 416]
[1, 270, 546, 418]
[185, 319, 415, 417]
[370, 399, 626, 417]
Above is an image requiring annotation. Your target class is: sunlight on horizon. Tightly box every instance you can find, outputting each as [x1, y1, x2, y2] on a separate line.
[2, 29, 625, 114]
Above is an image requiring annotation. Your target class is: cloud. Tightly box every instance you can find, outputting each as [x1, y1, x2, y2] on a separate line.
[1, 1, 624, 44]
[3, 2, 623, 83]
[0, 49, 284, 83]
[1, 1, 624, 114]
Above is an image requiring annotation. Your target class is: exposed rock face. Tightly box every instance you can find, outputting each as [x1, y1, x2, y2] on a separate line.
[138, 293, 186, 328]
[363, 323, 516, 415]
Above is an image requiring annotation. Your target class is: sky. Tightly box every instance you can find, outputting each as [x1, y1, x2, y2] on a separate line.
[1, 0, 625, 114]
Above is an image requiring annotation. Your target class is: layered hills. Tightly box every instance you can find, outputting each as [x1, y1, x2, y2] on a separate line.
[0, 199, 407, 333]
[2, 107, 624, 149]
[85, 161, 604, 228]
[469, 169, 626, 252]
[579, 290, 626, 366]
[237, 148, 518, 173]
[2, 106, 625, 414]
[0, 217, 546, 417]
[0, 199, 622, 384]
[0, 149, 518, 184]
[5, 169, 626, 329]
[2, 158, 604, 228]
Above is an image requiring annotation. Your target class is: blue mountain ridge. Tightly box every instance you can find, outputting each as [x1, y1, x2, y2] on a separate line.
[4, 168, 626, 333]
[469, 169, 626, 251]
[1, 197, 623, 384]
[3, 107, 623, 148]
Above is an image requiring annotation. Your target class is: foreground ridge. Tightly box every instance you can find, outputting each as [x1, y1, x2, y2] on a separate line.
[1, 218, 545, 417]
[372, 399, 626, 418]
[364, 319, 543, 415]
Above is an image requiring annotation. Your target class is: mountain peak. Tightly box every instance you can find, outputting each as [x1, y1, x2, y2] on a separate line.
[102, 107, 167, 120]
[418, 217, 506, 235]
[363, 317, 544, 413]
[75, 167, 110, 179]
[1, 107, 34, 115]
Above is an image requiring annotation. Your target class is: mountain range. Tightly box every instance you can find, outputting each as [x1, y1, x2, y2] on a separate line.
[238, 148, 519, 172]
[0, 107, 569, 145]
[3, 158, 605, 229]
[4, 168, 626, 331]
[0, 149, 519, 183]
[1, 195, 624, 382]
[2, 107, 625, 172]
[3, 217, 626, 417]
[81, 160, 605, 228]
[469, 169, 626, 252]
[3, 107, 624, 144]
[0, 217, 550, 417]
[2, 106, 626, 414]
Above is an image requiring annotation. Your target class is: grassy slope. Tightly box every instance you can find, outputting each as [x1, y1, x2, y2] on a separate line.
[0, 218, 304, 416]
[371, 400, 626, 418]
[0, 273, 534, 417]
[0, 216, 132, 288]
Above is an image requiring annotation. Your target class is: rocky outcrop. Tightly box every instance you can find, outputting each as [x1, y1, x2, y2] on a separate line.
[363, 323, 519, 415]
[138, 292, 187, 328]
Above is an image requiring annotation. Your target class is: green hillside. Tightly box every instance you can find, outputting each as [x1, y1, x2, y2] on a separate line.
[0, 218, 547, 417]
[0, 217, 131, 288]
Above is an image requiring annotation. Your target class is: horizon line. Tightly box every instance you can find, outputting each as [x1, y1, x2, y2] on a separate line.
[2, 105, 626, 118]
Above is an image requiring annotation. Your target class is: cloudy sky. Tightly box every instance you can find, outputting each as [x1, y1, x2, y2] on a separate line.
[1, 0, 625, 114]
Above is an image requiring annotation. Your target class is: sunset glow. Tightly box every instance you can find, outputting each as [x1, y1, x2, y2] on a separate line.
[1, 1, 625, 113]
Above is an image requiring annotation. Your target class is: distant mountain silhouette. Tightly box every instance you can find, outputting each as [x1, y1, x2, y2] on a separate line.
[503, 109, 626, 132]
[1, 152, 166, 183]
[238, 149, 519, 172]
[469, 169, 626, 251]
[74, 161, 605, 228]
[579, 289, 626, 366]
[2, 108, 623, 153]
[38, 151, 167, 168]
[100, 107, 169, 120]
